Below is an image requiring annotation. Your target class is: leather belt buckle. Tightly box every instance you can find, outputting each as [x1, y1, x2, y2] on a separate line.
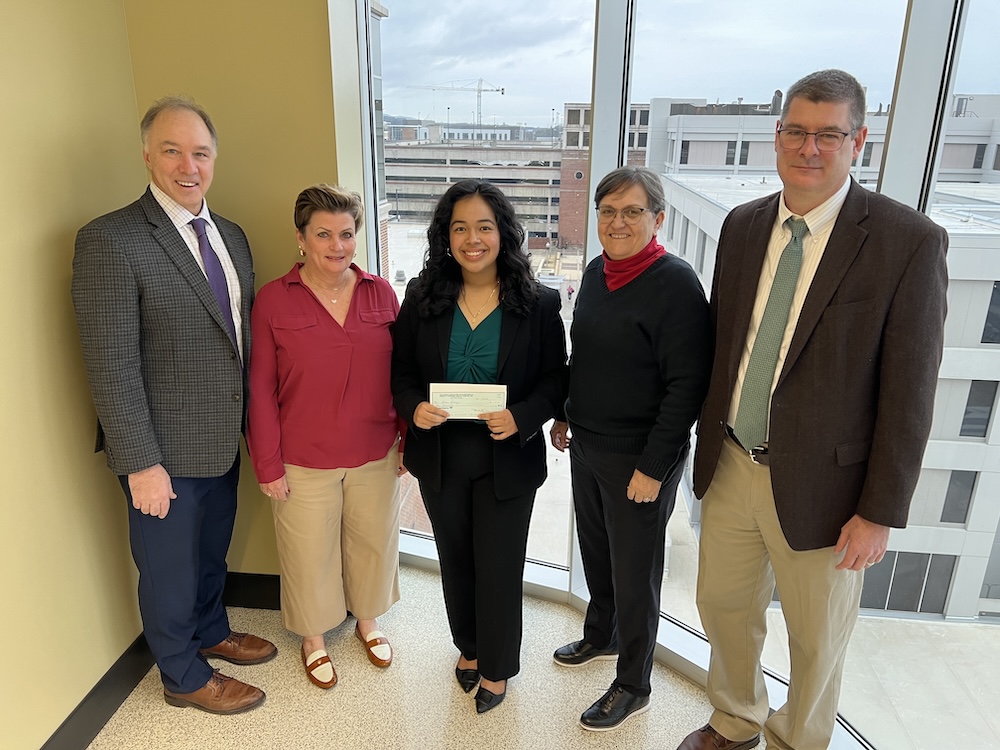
[726, 425, 769, 466]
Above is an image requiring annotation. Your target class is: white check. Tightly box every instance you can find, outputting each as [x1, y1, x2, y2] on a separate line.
[429, 383, 507, 420]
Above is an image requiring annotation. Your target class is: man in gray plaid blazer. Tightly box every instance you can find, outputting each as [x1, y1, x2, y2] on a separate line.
[72, 96, 276, 715]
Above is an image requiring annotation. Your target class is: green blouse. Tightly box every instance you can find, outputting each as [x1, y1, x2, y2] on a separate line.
[446, 306, 501, 383]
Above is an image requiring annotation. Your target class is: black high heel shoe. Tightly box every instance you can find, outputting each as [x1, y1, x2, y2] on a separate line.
[455, 665, 480, 693]
[474, 685, 506, 713]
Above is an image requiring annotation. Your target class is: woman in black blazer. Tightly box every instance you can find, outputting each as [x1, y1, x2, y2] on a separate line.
[392, 179, 567, 713]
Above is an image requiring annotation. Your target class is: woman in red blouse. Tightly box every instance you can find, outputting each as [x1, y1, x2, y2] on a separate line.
[247, 184, 405, 689]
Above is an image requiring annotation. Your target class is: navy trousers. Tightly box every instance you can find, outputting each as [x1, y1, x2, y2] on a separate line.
[119, 455, 239, 693]
[570, 439, 685, 696]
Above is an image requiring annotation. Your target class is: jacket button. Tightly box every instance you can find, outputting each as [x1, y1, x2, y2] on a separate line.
[232, 394, 240, 401]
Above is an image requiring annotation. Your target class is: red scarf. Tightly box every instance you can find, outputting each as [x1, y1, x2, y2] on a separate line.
[602, 237, 666, 291]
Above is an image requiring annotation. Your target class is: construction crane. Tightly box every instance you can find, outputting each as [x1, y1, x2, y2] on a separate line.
[406, 78, 504, 140]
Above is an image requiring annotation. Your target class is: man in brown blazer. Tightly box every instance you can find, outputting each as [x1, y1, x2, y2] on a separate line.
[677, 70, 948, 750]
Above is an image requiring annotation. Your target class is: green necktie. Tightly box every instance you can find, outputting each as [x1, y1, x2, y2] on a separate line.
[732, 217, 809, 450]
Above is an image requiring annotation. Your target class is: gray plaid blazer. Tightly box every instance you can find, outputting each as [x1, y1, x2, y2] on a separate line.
[72, 188, 255, 477]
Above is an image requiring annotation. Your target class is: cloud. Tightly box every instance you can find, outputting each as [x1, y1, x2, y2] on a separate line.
[378, 0, 998, 125]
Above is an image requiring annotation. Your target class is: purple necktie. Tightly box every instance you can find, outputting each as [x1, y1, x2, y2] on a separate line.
[190, 218, 238, 349]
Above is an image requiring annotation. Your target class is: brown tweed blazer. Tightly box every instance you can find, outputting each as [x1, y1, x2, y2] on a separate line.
[693, 180, 948, 550]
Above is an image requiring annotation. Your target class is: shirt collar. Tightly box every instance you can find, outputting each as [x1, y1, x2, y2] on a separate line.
[777, 176, 851, 235]
[149, 182, 215, 232]
[284, 262, 372, 288]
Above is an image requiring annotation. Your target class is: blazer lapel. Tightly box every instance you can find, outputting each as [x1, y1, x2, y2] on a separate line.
[497, 306, 521, 377]
[215, 218, 254, 301]
[214, 217, 255, 349]
[434, 308, 452, 377]
[779, 182, 868, 384]
[726, 197, 779, 387]
[140, 190, 238, 355]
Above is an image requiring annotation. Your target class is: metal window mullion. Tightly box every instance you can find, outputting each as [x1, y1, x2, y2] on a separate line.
[584, 0, 637, 265]
[879, 0, 968, 211]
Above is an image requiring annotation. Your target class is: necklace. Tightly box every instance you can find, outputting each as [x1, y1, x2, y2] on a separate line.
[304, 268, 351, 304]
[327, 276, 349, 304]
[461, 281, 499, 321]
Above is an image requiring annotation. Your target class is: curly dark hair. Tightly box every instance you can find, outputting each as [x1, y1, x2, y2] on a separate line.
[408, 179, 538, 318]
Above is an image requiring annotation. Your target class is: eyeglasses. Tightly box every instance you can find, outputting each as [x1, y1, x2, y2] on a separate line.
[596, 206, 650, 224]
[777, 128, 856, 152]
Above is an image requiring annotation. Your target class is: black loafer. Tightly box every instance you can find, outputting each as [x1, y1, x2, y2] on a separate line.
[553, 639, 618, 667]
[474, 685, 506, 714]
[455, 666, 480, 693]
[579, 684, 650, 731]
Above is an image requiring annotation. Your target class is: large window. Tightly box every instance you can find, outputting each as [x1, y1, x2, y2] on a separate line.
[357, 3, 1000, 748]
[379, 0, 595, 567]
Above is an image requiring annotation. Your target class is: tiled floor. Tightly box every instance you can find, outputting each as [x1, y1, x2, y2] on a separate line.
[86, 549, 1000, 750]
[88, 567, 717, 750]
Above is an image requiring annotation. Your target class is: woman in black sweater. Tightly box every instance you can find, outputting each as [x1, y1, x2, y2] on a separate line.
[550, 166, 713, 731]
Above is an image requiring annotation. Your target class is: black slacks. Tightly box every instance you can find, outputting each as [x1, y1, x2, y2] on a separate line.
[419, 421, 535, 681]
[571, 438, 684, 696]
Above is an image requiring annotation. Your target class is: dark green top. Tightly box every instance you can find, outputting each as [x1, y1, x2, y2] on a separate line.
[446, 306, 501, 383]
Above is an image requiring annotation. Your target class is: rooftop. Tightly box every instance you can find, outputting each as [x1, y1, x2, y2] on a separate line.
[667, 174, 1000, 235]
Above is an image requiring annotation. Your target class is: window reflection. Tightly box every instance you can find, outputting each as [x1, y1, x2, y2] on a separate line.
[378, 1, 596, 567]
[367, 2, 1000, 746]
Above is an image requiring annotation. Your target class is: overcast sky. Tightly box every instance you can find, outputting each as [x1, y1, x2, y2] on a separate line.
[380, 0, 1000, 127]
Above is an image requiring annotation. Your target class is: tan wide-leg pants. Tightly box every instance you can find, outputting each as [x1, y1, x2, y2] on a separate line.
[272, 442, 401, 636]
[697, 436, 864, 750]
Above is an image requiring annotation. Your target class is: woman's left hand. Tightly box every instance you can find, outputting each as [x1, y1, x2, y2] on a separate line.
[260, 475, 291, 502]
[626, 469, 662, 504]
[480, 409, 519, 441]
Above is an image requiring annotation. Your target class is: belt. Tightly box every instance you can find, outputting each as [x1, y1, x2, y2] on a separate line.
[725, 425, 769, 466]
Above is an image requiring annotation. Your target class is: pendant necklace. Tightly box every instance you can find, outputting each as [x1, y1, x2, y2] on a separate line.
[462, 281, 499, 321]
[325, 273, 350, 304]
[329, 277, 348, 304]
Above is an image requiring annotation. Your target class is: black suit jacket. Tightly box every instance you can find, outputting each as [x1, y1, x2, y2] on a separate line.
[391, 285, 567, 499]
[693, 181, 948, 550]
[72, 188, 255, 477]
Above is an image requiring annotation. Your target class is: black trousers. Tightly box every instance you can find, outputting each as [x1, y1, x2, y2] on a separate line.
[571, 439, 684, 696]
[419, 421, 536, 681]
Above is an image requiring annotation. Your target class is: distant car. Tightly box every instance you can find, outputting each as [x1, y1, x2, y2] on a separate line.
[394, 269, 406, 283]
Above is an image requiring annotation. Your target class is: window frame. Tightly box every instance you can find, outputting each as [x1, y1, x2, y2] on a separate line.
[345, 2, 978, 747]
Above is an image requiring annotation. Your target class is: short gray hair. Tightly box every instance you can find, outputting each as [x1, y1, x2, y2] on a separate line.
[140, 95, 219, 152]
[594, 166, 665, 214]
[781, 69, 866, 132]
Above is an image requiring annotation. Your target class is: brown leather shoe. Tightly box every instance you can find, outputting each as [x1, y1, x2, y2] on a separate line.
[355, 623, 392, 668]
[163, 670, 265, 714]
[199, 631, 277, 665]
[677, 723, 760, 750]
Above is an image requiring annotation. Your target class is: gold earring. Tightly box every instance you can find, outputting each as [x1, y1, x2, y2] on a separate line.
[298, 247, 305, 257]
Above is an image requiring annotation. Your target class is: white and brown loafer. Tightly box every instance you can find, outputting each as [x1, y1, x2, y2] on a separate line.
[355, 623, 392, 668]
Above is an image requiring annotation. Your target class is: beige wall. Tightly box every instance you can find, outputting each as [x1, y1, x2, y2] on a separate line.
[123, 0, 366, 574]
[1, 1, 367, 744]
[0, 2, 145, 747]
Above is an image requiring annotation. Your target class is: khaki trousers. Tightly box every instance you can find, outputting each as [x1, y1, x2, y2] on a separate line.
[273, 443, 401, 636]
[697, 436, 863, 750]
